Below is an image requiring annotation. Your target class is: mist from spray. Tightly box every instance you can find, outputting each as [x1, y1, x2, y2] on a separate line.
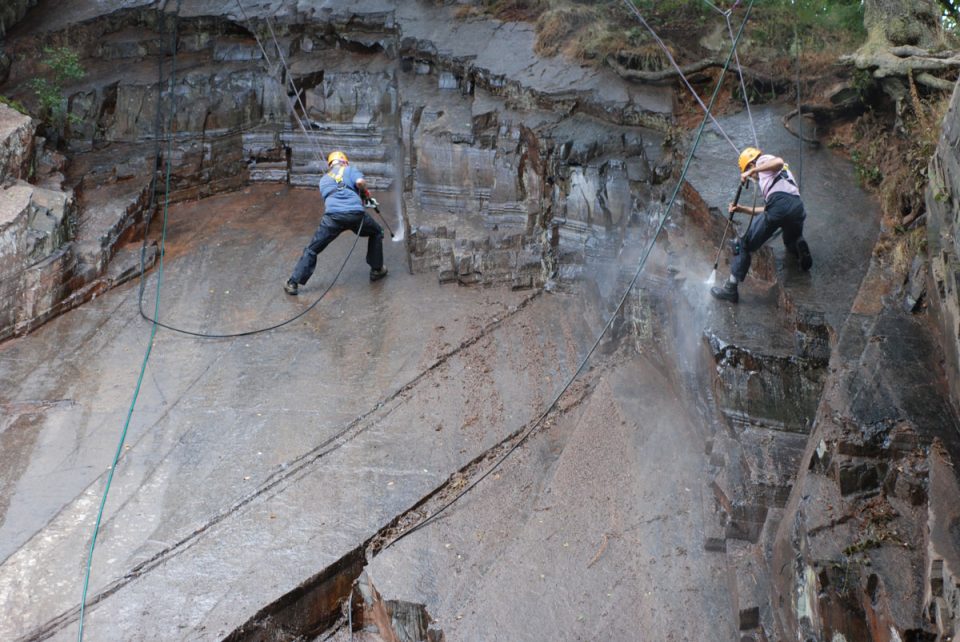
[392, 171, 404, 242]
[705, 269, 717, 286]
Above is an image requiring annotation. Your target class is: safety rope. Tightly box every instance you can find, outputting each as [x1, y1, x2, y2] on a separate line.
[137, 1, 374, 339]
[699, 0, 758, 147]
[384, 0, 755, 551]
[737, 177, 762, 258]
[78, 2, 180, 639]
[794, 0, 803, 190]
[263, 11, 326, 161]
[619, 0, 739, 154]
[234, 0, 325, 166]
[725, 12, 758, 147]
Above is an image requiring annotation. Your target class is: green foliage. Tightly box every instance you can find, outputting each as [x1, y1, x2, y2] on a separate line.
[631, 0, 711, 17]
[29, 46, 85, 132]
[851, 149, 883, 187]
[747, 0, 865, 52]
[942, 0, 960, 30]
[0, 95, 28, 115]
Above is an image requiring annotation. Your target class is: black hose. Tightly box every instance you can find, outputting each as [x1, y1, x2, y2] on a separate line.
[137, 220, 363, 339]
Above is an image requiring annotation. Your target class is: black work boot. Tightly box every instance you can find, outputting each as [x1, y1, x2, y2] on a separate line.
[796, 238, 812, 271]
[369, 266, 388, 282]
[710, 279, 739, 304]
[283, 279, 299, 295]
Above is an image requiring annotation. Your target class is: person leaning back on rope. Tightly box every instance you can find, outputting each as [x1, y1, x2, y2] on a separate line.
[284, 151, 387, 295]
[711, 146, 812, 304]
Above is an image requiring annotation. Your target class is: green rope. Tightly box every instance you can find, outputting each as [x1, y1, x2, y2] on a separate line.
[77, 2, 181, 638]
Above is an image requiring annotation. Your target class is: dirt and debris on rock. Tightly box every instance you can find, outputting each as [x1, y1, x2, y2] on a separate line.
[1, 2, 959, 641]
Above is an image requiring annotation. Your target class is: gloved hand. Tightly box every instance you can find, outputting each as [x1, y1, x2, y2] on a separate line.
[364, 197, 380, 212]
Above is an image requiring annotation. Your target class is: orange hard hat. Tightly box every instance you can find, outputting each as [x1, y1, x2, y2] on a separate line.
[738, 147, 761, 173]
[327, 150, 348, 166]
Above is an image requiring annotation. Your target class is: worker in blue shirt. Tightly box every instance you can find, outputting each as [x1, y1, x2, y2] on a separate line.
[285, 150, 387, 295]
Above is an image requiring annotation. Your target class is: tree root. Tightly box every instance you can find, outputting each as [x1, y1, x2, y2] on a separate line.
[844, 47, 960, 91]
[605, 54, 810, 91]
[916, 72, 955, 91]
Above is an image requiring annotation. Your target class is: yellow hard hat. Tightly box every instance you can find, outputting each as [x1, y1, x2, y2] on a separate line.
[327, 150, 348, 166]
[738, 147, 761, 173]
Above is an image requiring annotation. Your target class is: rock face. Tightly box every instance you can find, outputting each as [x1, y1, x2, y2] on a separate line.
[769, 250, 960, 638]
[0, 179, 73, 337]
[0, 104, 77, 340]
[2, 2, 959, 642]
[0, 1, 672, 331]
[0, 0, 37, 38]
[0, 102, 33, 180]
[0, 102, 153, 341]
[926, 82, 960, 404]
[924, 76, 960, 642]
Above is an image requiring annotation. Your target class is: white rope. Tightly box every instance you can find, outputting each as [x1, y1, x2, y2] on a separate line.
[263, 12, 329, 165]
[699, 0, 757, 147]
[620, 0, 739, 154]
[233, 0, 326, 166]
[725, 12, 758, 147]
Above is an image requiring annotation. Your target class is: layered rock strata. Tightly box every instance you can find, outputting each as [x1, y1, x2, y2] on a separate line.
[926, 81, 960, 404]
[0, 2, 673, 333]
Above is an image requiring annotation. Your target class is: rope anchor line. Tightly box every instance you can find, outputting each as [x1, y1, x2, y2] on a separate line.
[137, 0, 376, 339]
[79, 2, 372, 637]
[384, 0, 757, 552]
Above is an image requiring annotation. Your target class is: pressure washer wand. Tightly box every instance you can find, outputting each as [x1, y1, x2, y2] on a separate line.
[366, 198, 396, 239]
[706, 180, 745, 285]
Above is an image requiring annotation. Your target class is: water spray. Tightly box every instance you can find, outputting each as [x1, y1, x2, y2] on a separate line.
[367, 200, 396, 240]
[391, 164, 404, 243]
[706, 179, 745, 286]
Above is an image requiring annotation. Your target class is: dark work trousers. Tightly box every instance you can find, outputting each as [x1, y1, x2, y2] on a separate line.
[290, 210, 384, 285]
[731, 192, 806, 283]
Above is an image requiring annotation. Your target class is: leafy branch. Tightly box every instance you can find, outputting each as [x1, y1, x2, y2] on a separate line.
[29, 46, 85, 133]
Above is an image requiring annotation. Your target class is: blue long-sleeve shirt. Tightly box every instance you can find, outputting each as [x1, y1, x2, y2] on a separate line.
[319, 165, 365, 214]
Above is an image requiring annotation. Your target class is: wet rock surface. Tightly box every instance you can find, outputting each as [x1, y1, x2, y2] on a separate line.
[0, 185, 610, 640]
[0, 3, 959, 642]
[927, 81, 960, 405]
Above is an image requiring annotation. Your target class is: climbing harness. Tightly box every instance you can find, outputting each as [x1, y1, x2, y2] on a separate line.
[136, 1, 377, 339]
[768, 165, 799, 193]
[384, 0, 756, 551]
[328, 163, 348, 190]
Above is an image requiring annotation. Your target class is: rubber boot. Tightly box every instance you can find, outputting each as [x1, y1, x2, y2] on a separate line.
[796, 238, 812, 271]
[283, 279, 299, 295]
[369, 266, 388, 282]
[710, 279, 739, 303]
